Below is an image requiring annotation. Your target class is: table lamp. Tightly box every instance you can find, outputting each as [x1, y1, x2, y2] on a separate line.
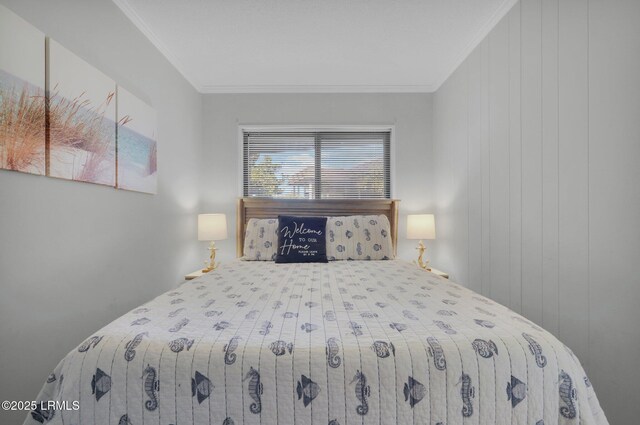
[406, 214, 436, 270]
[198, 213, 228, 272]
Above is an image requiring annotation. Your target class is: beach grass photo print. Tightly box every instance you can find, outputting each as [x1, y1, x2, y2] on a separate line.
[48, 39, 116, 186]
[116, 87, 157, 194]
[0, 4, 46, 176]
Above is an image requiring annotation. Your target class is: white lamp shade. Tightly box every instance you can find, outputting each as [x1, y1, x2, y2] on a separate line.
[198, 214, 228, 241]
[406, 214, 436, 240]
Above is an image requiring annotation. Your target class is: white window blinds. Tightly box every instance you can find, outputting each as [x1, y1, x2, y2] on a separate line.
[243, 130, 391, 199]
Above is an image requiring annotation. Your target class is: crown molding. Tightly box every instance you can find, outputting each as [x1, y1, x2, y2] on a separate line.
[432, 0, 519, 91]
[200, 84, 437, 94]
[112, 0, 203, 92]
[113, 0, 517, 95]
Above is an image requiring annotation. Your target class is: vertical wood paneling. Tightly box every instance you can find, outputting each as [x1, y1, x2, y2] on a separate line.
[433, 66, 470, 284]
[558, 0, 589, 362]
[588, 1, 640, 424]
[541, 0, 560, 336]
[467, 48, 484, 295]
[507, 3, 523, 314]
[432, 85, 449, 272]
[480, 39, 492, 297]
[433, 2, 640, 422]
[448, 65, 471, 286]
[488, 20, 511, 307]
[520, 0, 543, 325]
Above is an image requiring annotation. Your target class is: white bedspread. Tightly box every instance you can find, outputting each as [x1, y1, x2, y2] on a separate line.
[25, 260, 608, 425]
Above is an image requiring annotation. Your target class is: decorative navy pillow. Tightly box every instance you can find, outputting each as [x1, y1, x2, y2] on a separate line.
[275, 216, 328, 263]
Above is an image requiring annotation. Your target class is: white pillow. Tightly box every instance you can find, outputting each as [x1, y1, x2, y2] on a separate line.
[325, 215, 393, 260]
[242, 218, 279, 261]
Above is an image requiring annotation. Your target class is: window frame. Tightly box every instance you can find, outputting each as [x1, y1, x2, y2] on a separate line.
[237, 125, 396, 199]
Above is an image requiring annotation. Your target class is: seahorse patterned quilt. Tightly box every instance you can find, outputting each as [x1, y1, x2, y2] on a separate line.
[25, 260, 608, 425]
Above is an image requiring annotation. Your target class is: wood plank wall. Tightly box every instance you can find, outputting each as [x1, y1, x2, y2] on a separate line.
[432, 1, 640, 423]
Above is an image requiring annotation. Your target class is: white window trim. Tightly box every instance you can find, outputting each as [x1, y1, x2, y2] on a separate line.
[237, 124, 396, 199]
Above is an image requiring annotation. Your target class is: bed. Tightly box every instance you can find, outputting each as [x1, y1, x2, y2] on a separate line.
[25, 199, 608, 425]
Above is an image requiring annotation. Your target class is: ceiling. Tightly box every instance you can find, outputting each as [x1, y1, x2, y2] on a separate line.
[113, 0, 517, 93]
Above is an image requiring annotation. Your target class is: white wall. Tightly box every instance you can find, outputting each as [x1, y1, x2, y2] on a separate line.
[201, 93, 434, 263]
[432, 1, 640, 424]
[0, 1, 203, 423]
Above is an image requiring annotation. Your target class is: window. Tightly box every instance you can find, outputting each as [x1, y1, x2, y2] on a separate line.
[242, 129, 391, 199]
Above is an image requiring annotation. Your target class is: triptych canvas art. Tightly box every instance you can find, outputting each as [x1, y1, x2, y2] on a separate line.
[0, 5, 157, 194]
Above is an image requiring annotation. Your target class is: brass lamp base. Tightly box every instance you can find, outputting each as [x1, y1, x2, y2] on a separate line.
[414, 240, 431, 271]
[202, 241, 219, 272]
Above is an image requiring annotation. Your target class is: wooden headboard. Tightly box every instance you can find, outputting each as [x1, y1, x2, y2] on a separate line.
[236, 198, 400, 258]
